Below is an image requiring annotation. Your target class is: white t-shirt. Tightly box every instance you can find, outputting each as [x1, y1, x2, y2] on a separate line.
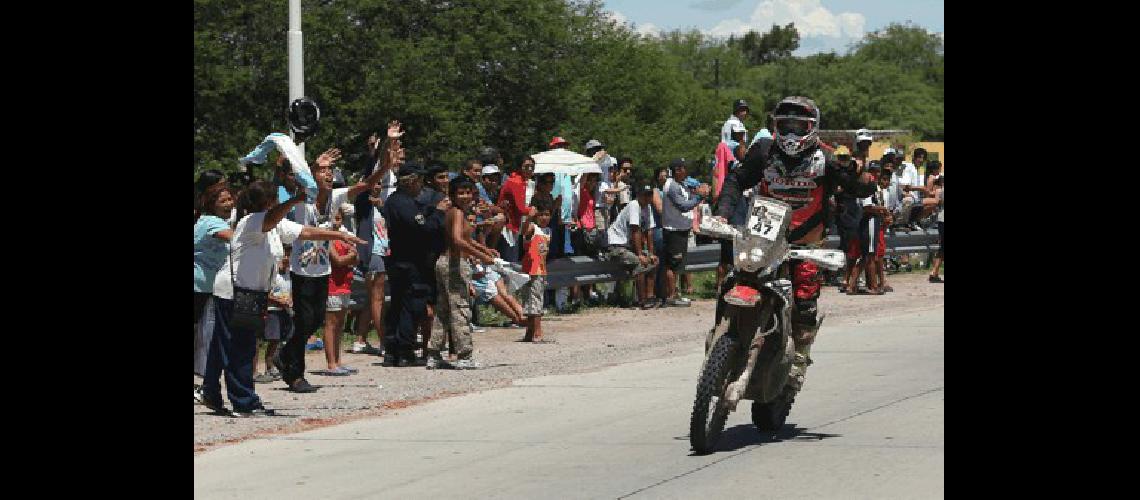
[721, 115, 747, 144]
[374, 160, 398, 203]
[289, 187, 349, 276]
[213, 212, 304, 300]
[896, 162, 922, 199]
[607, 199, 656, 247]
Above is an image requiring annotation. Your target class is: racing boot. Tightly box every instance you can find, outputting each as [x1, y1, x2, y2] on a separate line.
[786, 337, 815, 395]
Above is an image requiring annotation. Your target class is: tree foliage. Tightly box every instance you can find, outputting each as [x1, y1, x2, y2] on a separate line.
[730, 23, 801, 66]
[194, 2, 944, 180]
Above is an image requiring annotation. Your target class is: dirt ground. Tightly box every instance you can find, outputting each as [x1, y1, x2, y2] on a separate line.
[194, 272, 943, 453]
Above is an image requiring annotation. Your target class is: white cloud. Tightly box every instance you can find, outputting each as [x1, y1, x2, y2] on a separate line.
[607, 9, 664, 37]
[705, 0, 866, 54]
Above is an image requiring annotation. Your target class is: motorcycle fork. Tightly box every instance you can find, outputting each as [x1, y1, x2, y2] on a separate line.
[721, 302, 773, 411]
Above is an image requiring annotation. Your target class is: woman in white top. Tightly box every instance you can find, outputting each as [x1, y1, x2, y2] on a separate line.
[202, 181, 364, 417]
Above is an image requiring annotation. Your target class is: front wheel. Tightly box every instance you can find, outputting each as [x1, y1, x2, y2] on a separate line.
[690, 334, 738, 454]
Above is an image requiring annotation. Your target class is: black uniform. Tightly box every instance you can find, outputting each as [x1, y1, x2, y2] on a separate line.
[381, 189, 446, 359]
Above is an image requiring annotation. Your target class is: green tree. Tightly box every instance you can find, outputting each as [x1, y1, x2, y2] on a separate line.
[732, 23, 800, 66]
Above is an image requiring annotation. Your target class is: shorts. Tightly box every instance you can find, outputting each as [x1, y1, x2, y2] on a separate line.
[472, 268, 501, 304]
[604, 245, 655, 276]
[858, 217, 877, 257]
[521, 276, 546, 316]
[326, 292, 352, 312]
[875, 223, 886, 259]
[194, 291, 210, 323]
[663, 229, 691, 271]
[349, 272, 369, 309]
[362, 252, 387, 275]
[719, 239, 733, 265]
[262, 310, 293, 341]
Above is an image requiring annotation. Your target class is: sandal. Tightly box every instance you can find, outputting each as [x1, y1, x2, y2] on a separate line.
[318, 367, 352, 376]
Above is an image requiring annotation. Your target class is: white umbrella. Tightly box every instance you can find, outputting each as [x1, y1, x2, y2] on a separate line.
[531, 149, 602, 176]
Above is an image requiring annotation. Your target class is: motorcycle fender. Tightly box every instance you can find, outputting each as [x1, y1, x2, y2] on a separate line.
[744, 333, 795, 403]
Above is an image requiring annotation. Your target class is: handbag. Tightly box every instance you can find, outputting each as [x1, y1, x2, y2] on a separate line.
[228, 242, 270, 332]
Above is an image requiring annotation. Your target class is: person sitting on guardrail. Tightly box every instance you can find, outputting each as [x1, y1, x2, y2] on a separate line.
[604, 184, 659, 309]
[519, 197, 554, 342]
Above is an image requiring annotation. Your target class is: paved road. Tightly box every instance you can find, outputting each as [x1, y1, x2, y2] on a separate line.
[195, 306, 943, 499]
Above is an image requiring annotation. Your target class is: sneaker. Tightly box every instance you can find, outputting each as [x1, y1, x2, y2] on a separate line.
[340, 365, 359, 374]
[194, 385, 204, 405]
[425, 357, 453, 370]
[200, 395, 229, 415]
[470, 323, 487, 334]
[321, 367, 353, 376]
[253, 372, 277, 384]
[231, 405, 278, 418]
[287, 378, 319, 393]
[929, 275, 944, 283]
[267, 369, 283, 381]
[453, 358, 483, 370]
[306, 339, 325, 351]
[667, 297, 692, 307]
[351, 342, 383, 355]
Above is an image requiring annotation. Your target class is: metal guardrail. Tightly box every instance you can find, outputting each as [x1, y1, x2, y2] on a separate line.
[544, 228, 940, 289]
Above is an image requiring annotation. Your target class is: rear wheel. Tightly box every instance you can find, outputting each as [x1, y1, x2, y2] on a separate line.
[751, 389, 793, 432]
[690, 333, 738, 453]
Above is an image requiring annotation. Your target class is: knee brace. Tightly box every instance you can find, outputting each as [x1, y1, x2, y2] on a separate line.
[792, 298, 821, 346]
[793, 298, 819, 328]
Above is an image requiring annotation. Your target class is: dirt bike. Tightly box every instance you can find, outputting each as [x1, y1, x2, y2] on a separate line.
[689, 195, 845, 454]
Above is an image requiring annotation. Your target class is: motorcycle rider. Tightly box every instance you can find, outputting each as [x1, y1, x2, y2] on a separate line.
[713, 96, 877, 395]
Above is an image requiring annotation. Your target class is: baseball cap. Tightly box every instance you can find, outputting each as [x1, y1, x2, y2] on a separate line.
[855, 129, 873, 143]
[548, 136, 568, 147]
[480, 165, 501, 175]
[669, 158, 687, 170]
[398, 161, 424, 177]
[425, 162, 448, 176]
[883, 147, 897, 156]
[585, 139, 604, 150]
[639, 184, 654, 195]
[834, 145, 851, 157]
[733, 99, 749, 111]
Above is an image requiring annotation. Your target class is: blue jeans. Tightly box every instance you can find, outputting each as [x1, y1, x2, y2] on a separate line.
[202, 297, 262, 412]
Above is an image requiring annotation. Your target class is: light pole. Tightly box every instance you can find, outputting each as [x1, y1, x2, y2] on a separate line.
[288, 0, 304, 157]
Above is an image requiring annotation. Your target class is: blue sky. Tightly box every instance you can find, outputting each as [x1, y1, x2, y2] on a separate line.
[603, 0, 944, 55]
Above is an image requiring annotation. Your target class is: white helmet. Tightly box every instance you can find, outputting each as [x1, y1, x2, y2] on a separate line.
[770, 96, 820, 157]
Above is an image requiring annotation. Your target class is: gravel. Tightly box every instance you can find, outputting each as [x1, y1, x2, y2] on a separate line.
[194, 272, 943, 453]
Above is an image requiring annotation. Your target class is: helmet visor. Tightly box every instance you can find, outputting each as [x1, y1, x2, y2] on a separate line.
[776, 117, 813, 136]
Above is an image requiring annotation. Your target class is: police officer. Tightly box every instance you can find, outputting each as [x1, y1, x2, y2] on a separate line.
[381, 161, 449, 366]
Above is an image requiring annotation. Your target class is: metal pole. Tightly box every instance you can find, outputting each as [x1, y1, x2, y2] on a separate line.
[288, 0, 304, 157]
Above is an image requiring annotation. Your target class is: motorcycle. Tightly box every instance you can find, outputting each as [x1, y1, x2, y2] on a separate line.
[689, 195, 845, 454]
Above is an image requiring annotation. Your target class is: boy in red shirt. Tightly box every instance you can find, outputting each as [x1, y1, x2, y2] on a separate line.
[520, 198, 554, 343]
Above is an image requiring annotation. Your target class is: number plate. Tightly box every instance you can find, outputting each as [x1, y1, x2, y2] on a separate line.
[747, 198, 788, 241]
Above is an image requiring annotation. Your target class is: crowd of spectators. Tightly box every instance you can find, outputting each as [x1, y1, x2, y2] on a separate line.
[194, 98, 941, 417]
